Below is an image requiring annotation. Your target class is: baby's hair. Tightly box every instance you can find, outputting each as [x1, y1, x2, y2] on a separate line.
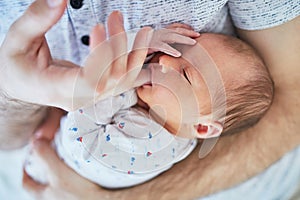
[210, 34, 274, 135]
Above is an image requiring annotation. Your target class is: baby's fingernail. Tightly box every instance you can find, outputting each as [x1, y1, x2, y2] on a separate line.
[161, 65, 169, 73]
[116, 11, 124, 24]
[167, 51, 181, 57]
[174, 51, 182, 57]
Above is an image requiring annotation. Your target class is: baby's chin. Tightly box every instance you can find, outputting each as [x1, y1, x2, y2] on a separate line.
[136, 86, 150, 107]
[136, 94, 150, 111]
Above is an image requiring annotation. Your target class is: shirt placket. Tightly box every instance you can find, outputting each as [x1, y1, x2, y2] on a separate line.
[67, 0, 98, 65]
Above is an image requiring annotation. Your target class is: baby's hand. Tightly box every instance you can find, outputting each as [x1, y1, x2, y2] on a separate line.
[148, 23, 200, 57]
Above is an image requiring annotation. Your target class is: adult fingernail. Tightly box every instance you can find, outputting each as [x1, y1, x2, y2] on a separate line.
[47, 0, 64, 8]
[117, 11, 124, 24]
[146, 27, 154, 46]
[34, 130, 43, 139]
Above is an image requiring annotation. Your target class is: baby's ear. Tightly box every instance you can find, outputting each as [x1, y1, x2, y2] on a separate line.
[194, 122, 223, 139]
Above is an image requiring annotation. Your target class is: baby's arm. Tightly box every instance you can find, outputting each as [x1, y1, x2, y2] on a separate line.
[0, 92, 48, 150]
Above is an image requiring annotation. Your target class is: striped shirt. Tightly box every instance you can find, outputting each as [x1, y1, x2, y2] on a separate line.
[1, 0, 300, 199]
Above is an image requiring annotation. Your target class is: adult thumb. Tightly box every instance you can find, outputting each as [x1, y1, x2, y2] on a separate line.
[8, 0, 67, 50]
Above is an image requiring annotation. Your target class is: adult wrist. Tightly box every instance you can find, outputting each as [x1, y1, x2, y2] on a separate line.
[0, 90, 49, 149]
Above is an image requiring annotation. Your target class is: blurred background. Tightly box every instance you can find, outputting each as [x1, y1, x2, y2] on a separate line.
[0, 147, 33, 200]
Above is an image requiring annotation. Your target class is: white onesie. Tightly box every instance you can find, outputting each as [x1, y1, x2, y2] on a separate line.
[25, 89, 197, 188]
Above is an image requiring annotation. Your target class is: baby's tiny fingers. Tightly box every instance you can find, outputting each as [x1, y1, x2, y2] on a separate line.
[166, 23, 194, 30]
[164, 33, 197, 45]
[158, 43, 182, 57]
[171, 28, 200, 38]
[31, 139, 66, 185]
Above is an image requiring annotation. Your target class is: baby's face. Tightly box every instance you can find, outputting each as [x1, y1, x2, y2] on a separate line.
[137, 53, 211, 134]
[137, 33, 266, 139]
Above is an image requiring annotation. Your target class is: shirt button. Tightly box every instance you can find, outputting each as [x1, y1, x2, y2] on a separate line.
[81, 35, 90, 46]
[70, 0, 83, 9]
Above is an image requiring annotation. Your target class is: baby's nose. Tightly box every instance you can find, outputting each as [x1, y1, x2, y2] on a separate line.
[158, 54, 181, 73]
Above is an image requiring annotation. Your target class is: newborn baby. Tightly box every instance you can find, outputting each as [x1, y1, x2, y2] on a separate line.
[25, 32, 273, 189]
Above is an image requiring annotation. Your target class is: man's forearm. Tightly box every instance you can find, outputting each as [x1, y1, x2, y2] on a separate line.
[0, 91, 48, 150]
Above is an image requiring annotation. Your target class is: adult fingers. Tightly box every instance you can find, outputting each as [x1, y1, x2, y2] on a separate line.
[31, 139, 67, 185]
[6, 0, 67, 54]
[88, 24, 111, 94]
[83, 12, 125, 96]
[34, 108, 65, 141]
[83, 38, 114, 95]
[88, 24, 109, 90]
[31, 139, 99, 196]
[107, 11, 128, 78]
[111, 27, 151, 94]
[22, 169, 46, 197]
[90, 24, 107, 50]
[127, 27, 152, 72]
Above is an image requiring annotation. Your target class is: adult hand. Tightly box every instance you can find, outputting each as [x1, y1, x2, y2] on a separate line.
[23, 140, 103, 200]
[0, 0, 72, 108]
[0, 0, 197, 111]
[21, 103, 133, 200]
[77, 12, 151, 107]
[0, 0, 152, 111]
[22, 108, 114, 200]
[81, 16, 200, 106]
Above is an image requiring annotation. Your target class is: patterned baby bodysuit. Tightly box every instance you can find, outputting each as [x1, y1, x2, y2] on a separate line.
[26, 89, 197, 188]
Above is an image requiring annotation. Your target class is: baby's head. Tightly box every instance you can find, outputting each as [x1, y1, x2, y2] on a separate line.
[137, 33, 274, 138]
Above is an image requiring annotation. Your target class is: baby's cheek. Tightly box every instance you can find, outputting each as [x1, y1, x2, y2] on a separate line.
[151, 87, 173, 104]
[136, 87, 151, 104]
[137, 85, 178, 109]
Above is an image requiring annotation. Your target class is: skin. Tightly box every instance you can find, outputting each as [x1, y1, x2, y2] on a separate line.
[0, 0, 198, 112]
[0, 4, 151, 111]
[137, 33, 258, 135]
[137, 51, 210, 135]
[0, 0, 199, 150]
[22, 16, 300, 200]
[3, 0, 299, 199]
